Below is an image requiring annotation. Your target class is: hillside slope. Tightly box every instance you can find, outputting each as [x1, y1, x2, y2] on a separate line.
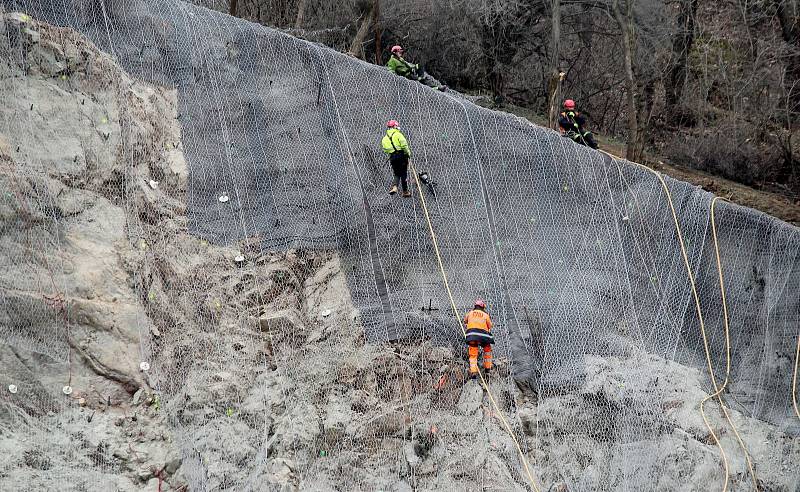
[0, 4, 799, 492]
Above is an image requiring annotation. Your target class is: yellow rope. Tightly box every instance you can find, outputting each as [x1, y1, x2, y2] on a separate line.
[596, 148, 763, 489]
[409, 162, 540, 492]
[622, 157, 731, 491]
[794, 327, 800, 421]
[709, 197, 758, 490]
[601, 149, 764, 490]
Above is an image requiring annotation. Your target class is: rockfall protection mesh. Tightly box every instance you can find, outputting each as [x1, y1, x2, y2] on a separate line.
[1, 0, 799, 490]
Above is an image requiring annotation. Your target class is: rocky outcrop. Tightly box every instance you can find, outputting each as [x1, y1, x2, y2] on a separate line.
[0, 10, 187, 490]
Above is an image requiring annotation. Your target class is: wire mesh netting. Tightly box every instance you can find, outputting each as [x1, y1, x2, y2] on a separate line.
[0, 0, 799, 490]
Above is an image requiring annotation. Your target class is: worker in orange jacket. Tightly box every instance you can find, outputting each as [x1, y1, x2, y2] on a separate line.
[464, 299, 494, 379]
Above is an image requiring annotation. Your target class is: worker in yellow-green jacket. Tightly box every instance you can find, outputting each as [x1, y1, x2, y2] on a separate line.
[381, 120, 412, 197]
[386, 45, 447, 92]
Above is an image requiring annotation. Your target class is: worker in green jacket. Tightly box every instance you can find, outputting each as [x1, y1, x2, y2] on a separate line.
[381, 120, 412, 197]
[387, 45, 447, 92]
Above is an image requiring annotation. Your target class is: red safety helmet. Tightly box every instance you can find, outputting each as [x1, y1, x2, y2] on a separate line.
[391, 45, 403, 54]
[387, 120, 399, 128]
[474, 299, 486, 309]
[563, 99, 576, 110]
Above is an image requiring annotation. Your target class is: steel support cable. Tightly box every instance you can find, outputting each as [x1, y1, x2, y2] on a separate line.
[600, 148, 756, 491]
[409, 162, 540, 492]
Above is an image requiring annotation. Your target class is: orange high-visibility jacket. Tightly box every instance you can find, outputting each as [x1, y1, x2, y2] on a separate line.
[464, 309, 495, 345]
[464, 309, 492, 331]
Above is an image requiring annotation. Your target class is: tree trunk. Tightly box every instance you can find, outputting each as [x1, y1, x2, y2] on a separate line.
[229, 0, 238, 16]
[349, 8, 374, 59]
[665, 0, 699, 125]
[373, 0, 382, 65]
[612, 0, 643, 162]
[547, 0, 562, 129]
[481, 22, 505, 104]
[777, 0, 800, 114]
[295, 0, 308, 29]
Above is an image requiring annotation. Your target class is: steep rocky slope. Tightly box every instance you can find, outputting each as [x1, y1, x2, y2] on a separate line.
[0, 9, 798, 492]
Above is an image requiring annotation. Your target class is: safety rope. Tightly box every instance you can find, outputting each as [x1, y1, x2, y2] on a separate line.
[794, 327, 800, 421]
[615, 153, 730, 489]
[601, 147, 758, 491]
[709, 196, 758, 490]
[409, 162, 540, 492]
[312, 49, 539, 488]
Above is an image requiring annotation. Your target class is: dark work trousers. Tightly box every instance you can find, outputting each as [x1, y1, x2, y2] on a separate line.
[389, 152, 409, 192]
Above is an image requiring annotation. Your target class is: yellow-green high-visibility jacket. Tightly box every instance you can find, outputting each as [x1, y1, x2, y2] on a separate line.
[381, 128, 411, 157]
[386, 55, 417, 79]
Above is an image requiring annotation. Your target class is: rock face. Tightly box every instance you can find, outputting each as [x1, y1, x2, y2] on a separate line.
[0, 8, 798, 492]
[0, 10, 189, 491]
[19, 1, 800, 440]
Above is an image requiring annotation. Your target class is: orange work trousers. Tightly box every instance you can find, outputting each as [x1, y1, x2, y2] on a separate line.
[467, 342, 492, 375]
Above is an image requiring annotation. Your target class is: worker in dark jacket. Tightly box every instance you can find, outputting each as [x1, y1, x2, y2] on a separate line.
[558, 99, 598, 149]
[386, 45, 447, 91]
[464, 299, 494, 378]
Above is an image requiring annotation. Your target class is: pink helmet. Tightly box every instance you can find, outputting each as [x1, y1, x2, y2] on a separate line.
[474, 299, 486, 309]
[391, 45, 403, 54]
[563, 99, 576, 110]
[386, 120, 399, 128]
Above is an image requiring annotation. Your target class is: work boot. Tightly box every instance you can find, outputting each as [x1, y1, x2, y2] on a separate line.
[484, 366, 492, 375]
[402, 190, 412, 197]
[469, 372, 478, 380]
[389, 186, 398, 195]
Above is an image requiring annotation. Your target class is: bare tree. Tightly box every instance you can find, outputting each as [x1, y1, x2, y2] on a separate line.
[295, 0, 308, 28]
[348, 2, 375, 59]
[665, 0, 699, 125]
[776, 0, 800, 113]
[471, 0, 545, 103]
[611, 0, 645, 161]
[373, 0, 382, 64]
[547, 0, 562, 129]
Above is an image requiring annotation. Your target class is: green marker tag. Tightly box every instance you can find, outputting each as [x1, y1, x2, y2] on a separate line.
[226, 407, 234, 417]
[101, 117, 108, 124]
